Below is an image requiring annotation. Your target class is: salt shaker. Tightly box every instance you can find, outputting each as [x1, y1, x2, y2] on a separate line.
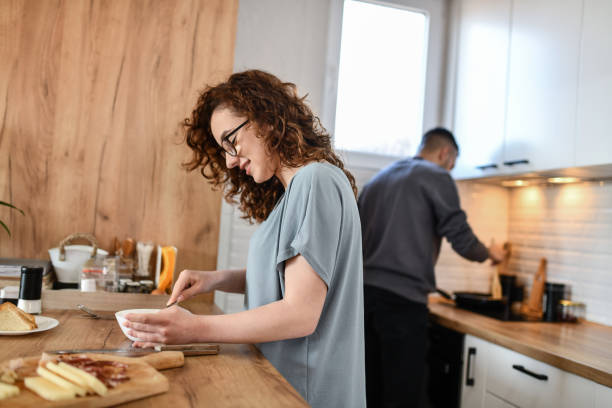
[18, 266, 43, 314]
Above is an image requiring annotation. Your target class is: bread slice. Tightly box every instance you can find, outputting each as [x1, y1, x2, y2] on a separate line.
[0, 302, 37, 331]
[13, 303, 36, 325]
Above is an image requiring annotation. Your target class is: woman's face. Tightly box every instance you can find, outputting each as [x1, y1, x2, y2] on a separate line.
[210, 107, 280, 184]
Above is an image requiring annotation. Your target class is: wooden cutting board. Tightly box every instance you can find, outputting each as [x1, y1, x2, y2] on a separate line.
[0, 351, 183, 407]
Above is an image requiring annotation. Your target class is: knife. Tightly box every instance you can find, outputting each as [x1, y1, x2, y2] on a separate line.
[46, 344, 220, 357]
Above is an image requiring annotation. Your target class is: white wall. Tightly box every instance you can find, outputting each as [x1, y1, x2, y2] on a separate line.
[232, 0, 334, 127]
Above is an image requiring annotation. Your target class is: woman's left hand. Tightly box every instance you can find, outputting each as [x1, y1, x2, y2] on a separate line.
[123, 306, 200, 347]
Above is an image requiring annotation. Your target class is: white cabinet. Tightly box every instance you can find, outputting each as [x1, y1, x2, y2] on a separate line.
[460, 335, 491, 408]
[594, 382, 612, 408]
[503, 0, 583, 174]
[484, 393, 518, 408]
[451, 0, 612, 180]
[452, 0, 511, 179]
[485, 341, 595, 408]
[460, 335, 607, 408]
[575, 0, 612, 167]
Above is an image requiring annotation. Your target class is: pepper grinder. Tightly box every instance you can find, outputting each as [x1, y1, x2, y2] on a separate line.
[18, 266, 43, 314]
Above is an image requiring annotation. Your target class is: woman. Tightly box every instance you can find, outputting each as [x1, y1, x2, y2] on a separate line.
[123, 70, 366, 407]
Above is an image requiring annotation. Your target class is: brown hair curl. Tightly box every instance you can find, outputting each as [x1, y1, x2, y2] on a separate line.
[183, 70, 357, 223]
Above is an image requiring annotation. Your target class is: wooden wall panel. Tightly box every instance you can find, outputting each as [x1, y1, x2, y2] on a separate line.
[0, 0, 237, 286]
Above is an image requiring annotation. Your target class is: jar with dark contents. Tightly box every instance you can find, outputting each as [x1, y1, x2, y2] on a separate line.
[126, 281, 141, 293]
[140, 280, 154, 294]
[559, 300, 586, 322]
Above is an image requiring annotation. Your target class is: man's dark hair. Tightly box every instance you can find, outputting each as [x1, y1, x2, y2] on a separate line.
[418, 127, 459, 155]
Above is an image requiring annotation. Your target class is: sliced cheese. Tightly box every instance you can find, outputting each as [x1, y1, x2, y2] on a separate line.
[37, 366, 87, 397]
[58, 362, 108, 396]
[46, 362, 92, 392]
[24, 376, 76, 401]
[0, 368, 17, 384]
[0, 381, 20, 400]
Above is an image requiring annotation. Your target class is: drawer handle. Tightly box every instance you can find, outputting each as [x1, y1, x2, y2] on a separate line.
[512, 364, 548, 381]
[476, 163, 499, 170]
[503, 159, 530, 166]
[466, 347, 476, 386]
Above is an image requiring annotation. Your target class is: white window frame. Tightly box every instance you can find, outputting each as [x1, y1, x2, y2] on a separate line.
[322, 0, 449, 171]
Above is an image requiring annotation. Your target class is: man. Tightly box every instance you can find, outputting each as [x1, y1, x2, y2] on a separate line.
[358, 127, 505, 407]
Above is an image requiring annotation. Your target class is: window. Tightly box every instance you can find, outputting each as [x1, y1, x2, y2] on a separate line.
[334, 0, 429, 157]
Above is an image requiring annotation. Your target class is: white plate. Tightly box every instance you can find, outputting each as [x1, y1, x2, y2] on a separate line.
[0, 315, 59, 335]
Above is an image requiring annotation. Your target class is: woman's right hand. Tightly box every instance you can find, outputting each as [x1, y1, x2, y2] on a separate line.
[167, 269, 219, 305]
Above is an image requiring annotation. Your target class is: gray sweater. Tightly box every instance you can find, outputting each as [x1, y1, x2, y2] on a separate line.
[358, 157, 489, 304]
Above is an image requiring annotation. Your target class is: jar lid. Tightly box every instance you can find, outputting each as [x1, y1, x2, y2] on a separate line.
[126, 282, 140, 287]
[559, 300, 585, 306]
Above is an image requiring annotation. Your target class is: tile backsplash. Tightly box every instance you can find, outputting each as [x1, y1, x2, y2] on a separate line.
[437, 180, 612, 326]
[435, 183, 509, 295]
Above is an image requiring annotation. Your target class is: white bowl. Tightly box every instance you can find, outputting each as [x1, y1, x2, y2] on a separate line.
[115, 309, 160, 341]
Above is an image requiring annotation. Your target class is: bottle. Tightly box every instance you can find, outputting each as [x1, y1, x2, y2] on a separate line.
[18, 266, 43, 314]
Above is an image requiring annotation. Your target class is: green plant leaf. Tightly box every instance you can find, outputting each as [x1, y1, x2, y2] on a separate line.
[0, 200, 24, 216]
[0, 219, 11, 237]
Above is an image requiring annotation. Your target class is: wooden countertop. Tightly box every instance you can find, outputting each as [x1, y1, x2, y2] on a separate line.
[428, 297, 612, 388]
[1, 290, 308, 407]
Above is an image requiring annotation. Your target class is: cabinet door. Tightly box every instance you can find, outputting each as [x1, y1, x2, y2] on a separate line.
[594, 382, 612, 408]
[484, 392, 518, 408]
[486, 341, 596, 408]
[504, 0, 583, 174]
[460, 335, 490, 408]
[575, 0, 612, 167]
[452, 0, 511, 180]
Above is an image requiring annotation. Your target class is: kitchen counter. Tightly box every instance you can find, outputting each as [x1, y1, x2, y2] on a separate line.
[1, 290, 308, 407]
[428, 297, 612, 388]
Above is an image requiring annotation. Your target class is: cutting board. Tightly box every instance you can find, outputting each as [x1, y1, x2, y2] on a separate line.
[0, 351, 183, 407]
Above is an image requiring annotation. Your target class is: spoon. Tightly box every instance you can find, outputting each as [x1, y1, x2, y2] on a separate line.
[77, 304, 114, 320]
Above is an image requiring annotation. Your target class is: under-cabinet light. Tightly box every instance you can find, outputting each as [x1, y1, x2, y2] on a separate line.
[547, 177, 581, 184]
[501, 180, 528, 187]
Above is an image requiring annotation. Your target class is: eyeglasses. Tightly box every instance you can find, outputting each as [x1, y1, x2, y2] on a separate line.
[220, 120, 249, 157]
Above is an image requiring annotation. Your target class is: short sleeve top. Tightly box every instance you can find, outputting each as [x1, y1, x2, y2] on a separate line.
[245, 162, 366, 408]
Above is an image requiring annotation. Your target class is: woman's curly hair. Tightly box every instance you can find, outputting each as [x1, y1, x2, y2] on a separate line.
[183, 70, 357, 223]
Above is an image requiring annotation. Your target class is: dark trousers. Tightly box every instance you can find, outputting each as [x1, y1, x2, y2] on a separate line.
[364, 285, 429, 408]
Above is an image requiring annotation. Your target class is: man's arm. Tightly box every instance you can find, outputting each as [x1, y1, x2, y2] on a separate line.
[428, 172, 490, 262]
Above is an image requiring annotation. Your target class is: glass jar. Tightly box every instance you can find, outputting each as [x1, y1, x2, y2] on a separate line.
[140, 280, 154, 294]
[559, 300, 586, 322]
[126, 281, 142, 293]
[80, 257, 105, 292]
[102, 256, 120, 292]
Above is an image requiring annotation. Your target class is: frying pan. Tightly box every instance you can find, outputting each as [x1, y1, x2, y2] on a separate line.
[436, 288, 508, 312]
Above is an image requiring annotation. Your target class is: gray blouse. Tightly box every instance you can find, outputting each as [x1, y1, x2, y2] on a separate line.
[245, 162, 366, 408]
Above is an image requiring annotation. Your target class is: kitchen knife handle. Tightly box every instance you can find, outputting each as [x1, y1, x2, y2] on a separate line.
[512, 364, 548, 381]
[503, 159, 530, 166]
[466, 347, 476, 386]
[475, 163, 498, 170]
